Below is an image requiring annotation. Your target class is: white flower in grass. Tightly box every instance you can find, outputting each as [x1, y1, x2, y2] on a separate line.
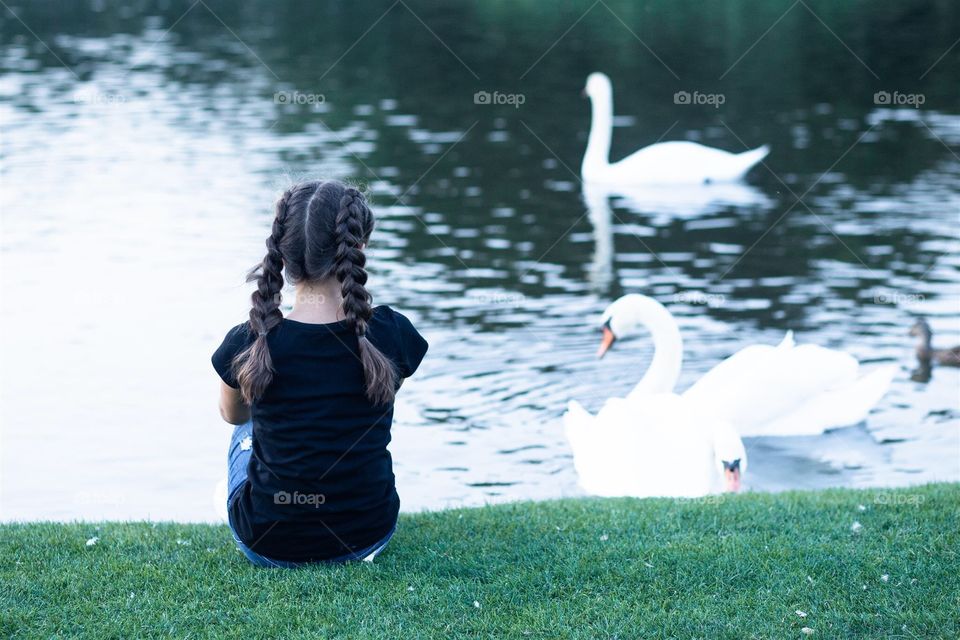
[801, 627, 814, 635]
[850, 521, 863, 533]
[796, 610, 807, 618]
[85, 536, 99, 547]
[881, 574, 889, 582]
[473, 600, 480, 609]
[599, 534, 609, 541]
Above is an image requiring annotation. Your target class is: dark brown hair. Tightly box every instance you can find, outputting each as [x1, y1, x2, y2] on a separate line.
[231, 180, 396, 405]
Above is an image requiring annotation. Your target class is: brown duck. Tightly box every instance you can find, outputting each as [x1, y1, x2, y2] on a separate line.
[910, 318, 960, 367]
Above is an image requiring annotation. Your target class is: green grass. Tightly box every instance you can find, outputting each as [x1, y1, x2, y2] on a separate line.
[2, 485, 958, 639]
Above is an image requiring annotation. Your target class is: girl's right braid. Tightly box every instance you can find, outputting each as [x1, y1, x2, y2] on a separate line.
[232, 188, 293, 403]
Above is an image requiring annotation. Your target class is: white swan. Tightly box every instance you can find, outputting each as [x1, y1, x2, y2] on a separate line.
[564, 294, 747, 498]
[582, 72, 770, 185]
[593, 294, 897, 437]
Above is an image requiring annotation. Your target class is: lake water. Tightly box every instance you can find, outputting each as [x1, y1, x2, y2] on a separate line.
[1, 1, 958, 521]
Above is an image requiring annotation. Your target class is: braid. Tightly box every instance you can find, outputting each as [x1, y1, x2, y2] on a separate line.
[335, 189, 373, 335]
[335, 188, 396, 405]
[232, 189, 292, 403]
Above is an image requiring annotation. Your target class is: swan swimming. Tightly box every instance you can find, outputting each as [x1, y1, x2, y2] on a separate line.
[582, 72, 770, 185]
[563, 295, 749, 498]
[593, 294, 897, 437]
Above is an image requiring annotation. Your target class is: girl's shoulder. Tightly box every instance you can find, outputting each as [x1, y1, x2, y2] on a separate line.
[216, 321, 254, 352]
[371, 304, 416, 332]
[212, 321, 254, 388]
[369, 304, 424, 348]
[224, 320, 254, 340]
[369, 305, 429, 378]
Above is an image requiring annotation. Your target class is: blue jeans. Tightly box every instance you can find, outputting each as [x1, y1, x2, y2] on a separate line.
[226, 420, 395, 568]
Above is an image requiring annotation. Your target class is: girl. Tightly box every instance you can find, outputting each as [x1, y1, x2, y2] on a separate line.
[212, 180, 428, 567]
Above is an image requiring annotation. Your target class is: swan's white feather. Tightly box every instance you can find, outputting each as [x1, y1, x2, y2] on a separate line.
[742, 364, 898, 436]
[563, 394, 724, 498]
[596, 141, 770, 185]
[683, 335, 896, 436]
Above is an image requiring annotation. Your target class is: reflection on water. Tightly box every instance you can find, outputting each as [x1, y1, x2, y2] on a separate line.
[1, 1, 958, 520]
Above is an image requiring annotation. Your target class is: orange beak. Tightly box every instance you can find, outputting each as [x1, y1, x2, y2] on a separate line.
[724, 468, 741, 493]
[597, 326, 616, 358]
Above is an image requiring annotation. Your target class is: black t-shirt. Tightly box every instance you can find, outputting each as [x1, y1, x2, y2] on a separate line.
[211, 305, 428, 562]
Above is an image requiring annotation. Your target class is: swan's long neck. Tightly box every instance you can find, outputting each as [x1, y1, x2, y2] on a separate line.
[626, 301, 683, 397]
[583, 91, 613, 176]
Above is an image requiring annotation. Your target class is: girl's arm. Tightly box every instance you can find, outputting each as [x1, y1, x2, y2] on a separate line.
[218, 381, 250, 425]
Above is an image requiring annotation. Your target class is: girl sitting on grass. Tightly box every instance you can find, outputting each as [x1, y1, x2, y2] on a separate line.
[212, 180, 428, 568]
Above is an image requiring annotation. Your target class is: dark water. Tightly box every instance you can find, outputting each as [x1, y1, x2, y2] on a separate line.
[1, 0, 958, 520]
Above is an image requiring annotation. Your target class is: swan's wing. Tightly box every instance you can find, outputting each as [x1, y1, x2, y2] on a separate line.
[612, 142, 768, 183]
[618, 141, 736, 167]
[562, 399, 596, 460]
[562, 399, 593, 429]
[684, 342, 781, 400]
[563, 398, 634, 496]
[682, 337, 874, 436]
[564, 397, 631, 497]
[683, 336, 840, 411]
[754, 364, 897, 436]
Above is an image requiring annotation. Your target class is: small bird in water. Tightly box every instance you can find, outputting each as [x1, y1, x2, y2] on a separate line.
[910, 318, 960, 367]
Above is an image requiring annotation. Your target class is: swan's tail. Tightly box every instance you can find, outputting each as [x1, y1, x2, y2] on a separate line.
[732, 145, 770, 179]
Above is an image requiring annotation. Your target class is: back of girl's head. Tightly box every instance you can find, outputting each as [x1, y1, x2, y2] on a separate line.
[231, 180, 396, 405]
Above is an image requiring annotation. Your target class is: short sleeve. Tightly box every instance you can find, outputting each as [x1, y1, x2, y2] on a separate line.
[211, 323, 253, 389]
[390, 309, 428, 378]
